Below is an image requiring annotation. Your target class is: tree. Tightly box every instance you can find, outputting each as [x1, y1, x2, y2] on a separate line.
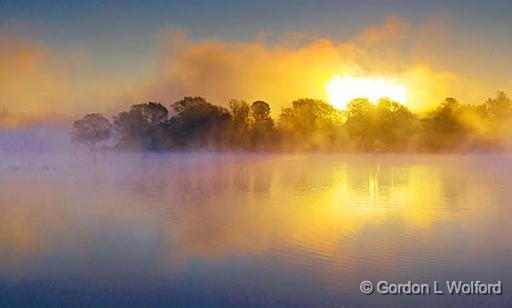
[343, 98, 419, 151]
[344, 98, 374, 149]
[373, 98, 418, 151]
[248, 100, 274, 148]
[229, 99, 250, 127]
[228, 99, 251, 148]
[113, 102, 169, 150]
[279, 98, 341, 149]
[169, 97, 232, 148]
[131, 102, 169, 124]
[421, 98, 468, 151]
[346, 98, 373, 119]
[281, 98, 340, 131]
[477, 91, 512, 148]
[481, 91, 512, 120]
[72, 113, 111, 150]
[251, 100, 273, 130]
[71, 91, 512, 152]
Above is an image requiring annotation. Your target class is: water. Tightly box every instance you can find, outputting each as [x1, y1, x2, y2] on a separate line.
[0, 152, 511, 307]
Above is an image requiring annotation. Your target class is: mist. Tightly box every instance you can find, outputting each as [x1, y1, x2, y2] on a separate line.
[0, 15, 505, 132]
[142, 16, 493, 114]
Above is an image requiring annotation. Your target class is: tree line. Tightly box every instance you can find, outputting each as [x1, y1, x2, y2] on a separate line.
[72, 92, 512, 152]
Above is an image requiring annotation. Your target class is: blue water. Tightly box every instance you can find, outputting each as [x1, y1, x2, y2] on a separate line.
[0, 152, 511, 307]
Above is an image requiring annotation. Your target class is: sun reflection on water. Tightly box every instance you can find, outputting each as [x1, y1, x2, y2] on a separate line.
[0, 153, 510, 301]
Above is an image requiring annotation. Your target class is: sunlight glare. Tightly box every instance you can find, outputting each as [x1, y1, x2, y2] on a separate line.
[325, 75, 407, 109]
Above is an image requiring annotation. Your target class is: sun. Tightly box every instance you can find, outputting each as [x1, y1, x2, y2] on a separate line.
[325, 75, 407, 109]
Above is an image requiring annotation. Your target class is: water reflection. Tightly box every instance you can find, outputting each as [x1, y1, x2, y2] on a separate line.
[0, 153, 511, 306]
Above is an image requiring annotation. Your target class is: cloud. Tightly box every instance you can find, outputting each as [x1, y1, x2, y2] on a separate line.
[355, 16, 410, 44]
[141, 15, 494, 114]
[0, 15, 502, 127]
[0, 27, 135, 127]
[0, 32, 68, 126]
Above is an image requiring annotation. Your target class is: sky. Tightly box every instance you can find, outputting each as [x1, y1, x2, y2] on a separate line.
[1, 0, 512, 125]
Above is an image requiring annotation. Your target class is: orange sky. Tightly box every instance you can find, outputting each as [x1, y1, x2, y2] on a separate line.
[0, 15, 509, 126]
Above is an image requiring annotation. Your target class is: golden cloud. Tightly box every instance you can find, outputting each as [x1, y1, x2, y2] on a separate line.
[142, 16, 494, 114]
[0, 16, 504, 127]
[0, 27, 135, 127]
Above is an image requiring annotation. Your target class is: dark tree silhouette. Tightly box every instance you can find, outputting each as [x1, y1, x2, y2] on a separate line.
[251, 101, 272, 126]
[169, 97, 232, 149]
[422, 97, 467, 151]
[73, 91, 512, 152]
[373, 99, 418, 151]
[132, 102, 169, 124]
[248, 100, 275, 148]
[281, 98, 340, 132]
[228, 99, 251, 148]
[114, 102, 169, 150]
[229, 99, 250, 127]
[72, 113, 111, 150]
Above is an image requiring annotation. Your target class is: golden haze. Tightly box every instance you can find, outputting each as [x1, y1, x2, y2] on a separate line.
[0, 16, 507, 126]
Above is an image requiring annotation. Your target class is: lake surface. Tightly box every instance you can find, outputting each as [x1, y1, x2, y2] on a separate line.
[0, 152, 511, 307]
